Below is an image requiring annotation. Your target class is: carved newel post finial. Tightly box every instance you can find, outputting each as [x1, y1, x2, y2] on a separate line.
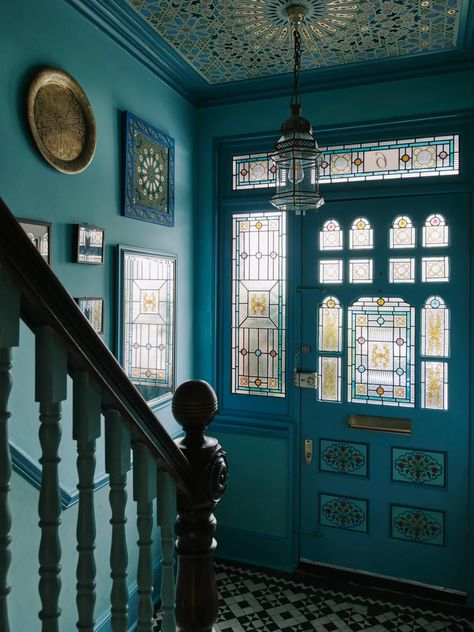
[172, 380, 228, 632]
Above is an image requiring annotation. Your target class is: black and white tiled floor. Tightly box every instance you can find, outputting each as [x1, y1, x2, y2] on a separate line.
[154, 561, 474, 631]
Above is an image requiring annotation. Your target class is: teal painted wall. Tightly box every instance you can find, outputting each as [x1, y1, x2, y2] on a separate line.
[1, 0, 194, 628]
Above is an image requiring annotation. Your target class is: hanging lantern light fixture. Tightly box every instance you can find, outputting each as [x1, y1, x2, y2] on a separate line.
[270, 5, 325, 214]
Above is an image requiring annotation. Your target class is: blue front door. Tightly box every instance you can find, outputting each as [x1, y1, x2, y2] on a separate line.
[299, 192, 470, 592]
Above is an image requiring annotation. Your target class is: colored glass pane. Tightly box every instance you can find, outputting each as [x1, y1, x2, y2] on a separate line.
[390, 215, 416, 249]
[232, 153, 277, 190]
[349, 217, 373, 250]
[232, 212, 286, 396]
[319, 259, 343, 284]
[389, 258, 415, 283]
[349, 259, 373, 283]
[318, 356, 342, 402]
[347, 297, 415, 407]
[422, 257, 450, 282]
[421, 296, 449, 358]
[423, 213, 449, 247]
[320, 219, 343, 251]
[421, 361, 448, 410]
[319, 296, 342, 352]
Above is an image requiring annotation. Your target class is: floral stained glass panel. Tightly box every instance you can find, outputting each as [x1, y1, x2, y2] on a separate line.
[319, 356, 342, 402]
[122, 249, 175, 404]
[348, 297, 415, 407]
[390, 216, 415, 249]
[421, 297, 449, 358]
[421, 361, 448, 410]
[320, 219, 343, 251]
[232, 212, 286, 396]
[349, 218, 373, 250]
[319, 296, 342, 352]
[423, 214, 449, 247]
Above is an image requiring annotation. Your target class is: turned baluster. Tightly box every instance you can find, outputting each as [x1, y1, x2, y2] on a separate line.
[73, 372, 101, 632]
[172, 380, 228, 632]
[0, 271, 20, 632]
[36, 326, 67, 632]
[105, 410, 131, 632]
[157, 470, 176, 632]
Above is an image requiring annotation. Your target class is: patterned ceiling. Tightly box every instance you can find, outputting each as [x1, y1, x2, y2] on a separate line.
[123, 0, 463, 85]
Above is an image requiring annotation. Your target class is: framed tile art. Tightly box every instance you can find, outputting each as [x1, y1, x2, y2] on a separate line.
[18, 218, 51, 264]
[124, 111, 175, 227]
[75, 297, 104, 335]
[74, 224, 105, 264]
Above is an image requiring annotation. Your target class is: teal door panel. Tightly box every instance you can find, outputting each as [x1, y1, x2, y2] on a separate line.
[299, 193, 470, 591]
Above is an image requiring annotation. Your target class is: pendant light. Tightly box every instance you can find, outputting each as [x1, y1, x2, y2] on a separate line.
[270, 4, 325, 214]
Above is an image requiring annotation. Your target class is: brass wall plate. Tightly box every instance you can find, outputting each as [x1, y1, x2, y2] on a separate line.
[27, 67, 96, 174]
[348, 414, 411, 435]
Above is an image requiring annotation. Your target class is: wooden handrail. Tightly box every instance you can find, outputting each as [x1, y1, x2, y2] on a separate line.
[0, 197, 192, 494]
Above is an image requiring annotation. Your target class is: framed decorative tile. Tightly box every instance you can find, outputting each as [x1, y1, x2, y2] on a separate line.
[392, 447, 446, 487]
[17, 218, 51, 265]
[319, 493, 368, 533]
[75, 297, 104, 335]
[124, 111, 175, 227]
[319, 439, 368, 477]
[74, 224, 104, 264]
[117, 245, 176, 407]
[391, 504, 445, 546]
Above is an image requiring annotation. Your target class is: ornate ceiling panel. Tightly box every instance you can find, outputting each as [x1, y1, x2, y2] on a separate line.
[123, 0, 463, 85]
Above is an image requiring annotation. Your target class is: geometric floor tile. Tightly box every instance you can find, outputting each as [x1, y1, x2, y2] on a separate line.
[154, 561, 474, 631]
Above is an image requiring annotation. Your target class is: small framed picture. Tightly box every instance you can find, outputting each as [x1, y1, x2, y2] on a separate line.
[74, 224, 105, 264]
[17, 218, 51, 265]
[75, 297, 104, 334]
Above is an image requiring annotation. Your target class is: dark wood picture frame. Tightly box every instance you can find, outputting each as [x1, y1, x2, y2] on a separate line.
[17, 218, 52, 265]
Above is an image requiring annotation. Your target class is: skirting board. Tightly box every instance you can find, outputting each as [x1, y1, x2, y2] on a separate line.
[216, 525, 296, 572]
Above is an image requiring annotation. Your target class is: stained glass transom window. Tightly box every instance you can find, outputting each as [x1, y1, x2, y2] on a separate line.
[232, 212, 286, 396]
[121, 249, 175, 404]
[421, 297, 449, 358]
[319, 297, 342, 352]
[349, 218, 373, 250]
[423, 214, 449, 247]
[422, 256, 450, 282]
[320, 219, 343, 251]
[231, 136, 459, 190]
[348, 297, 415, 407]
[390, 216, 415, 249]
[389, 258, 416, 283]
[349, 259, 373, 283]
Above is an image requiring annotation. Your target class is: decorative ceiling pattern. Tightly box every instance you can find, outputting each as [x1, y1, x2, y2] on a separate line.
[124, 0, 463, 85]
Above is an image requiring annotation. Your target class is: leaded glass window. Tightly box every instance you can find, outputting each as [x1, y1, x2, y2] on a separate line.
[119, 247, 175, 405]
[319, 356, 342, 402]
[233, 153, 277, 190]
[320, 259, 343, 284]
[349, 259, 373, 283]
[421, 297, 449, 358]
[390, 216, 415, 249]
[349, 218, 373, 250]
[232, 212, 286, 396]
[421, 361, 448, 410]
[421, 256, 450, 282]
[320, 219, 343, 251]
[389, 258, 416, 283]
[319, 297, 342, 352]
[423, 214, 449, 247]
[347, 297, 415, 407]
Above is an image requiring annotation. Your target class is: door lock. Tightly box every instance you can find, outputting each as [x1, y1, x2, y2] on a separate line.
[294, 371, 318, 388]
[304, 439, 313, 464]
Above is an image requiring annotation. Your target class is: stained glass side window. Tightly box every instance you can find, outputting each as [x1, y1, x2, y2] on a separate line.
[423, 214, 449, 247]
[421, 297, 449, 358]
[121, 248, 175, 405]
[320, 219, 343, 251]
[319, 356, 342, 402]
[421, 362, 448, 410]
[319, 296, 342, 352]
[349, 218, 373, 250]
[390, 216, 415, 249]
[347, 297, 415, 407]
[232, 212, 286, 397]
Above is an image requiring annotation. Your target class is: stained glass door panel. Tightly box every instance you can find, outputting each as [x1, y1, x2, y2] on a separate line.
[299, 193, 470, 593]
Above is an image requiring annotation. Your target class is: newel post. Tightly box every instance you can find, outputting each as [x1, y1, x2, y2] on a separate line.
[172, 380, 228, 632]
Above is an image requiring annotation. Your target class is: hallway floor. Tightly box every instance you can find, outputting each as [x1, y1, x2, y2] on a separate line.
[155, 560, 474, 631]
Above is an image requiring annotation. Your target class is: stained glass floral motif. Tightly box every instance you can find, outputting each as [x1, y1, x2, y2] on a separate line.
[423, 214, 449, 247]
[389, 258, 415, 283]
[421, 297, 449, 357]
[319, 297, 342, 352]
[319, 356, 341, 402]
[348, 297, 415, 407]
[320, 494, 368, 532]
[320, 219, 343, 251]
[121, 249, 175, 404]
[320, 440, 367, 476]
[233, 153, 277, 190]
[349, 218, 373, 250]
[392, 448, 445, 486]
[421, 361, 448, 410]
[390, 216, 415, 249]
[232, 212, 286, 397]
[349, 259, 373, 283]
[319, 259, 343, 284]
[391, 506, 444, 546]
[422, 257, 450, 282]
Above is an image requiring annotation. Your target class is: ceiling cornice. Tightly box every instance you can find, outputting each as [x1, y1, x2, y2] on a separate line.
[67, 0, 474, 109]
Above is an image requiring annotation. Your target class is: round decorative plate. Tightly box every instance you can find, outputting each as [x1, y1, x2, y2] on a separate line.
[27, 68, 96, 174]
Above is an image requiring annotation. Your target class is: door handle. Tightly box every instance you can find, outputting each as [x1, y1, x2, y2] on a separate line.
[304, 439, 313, 464]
